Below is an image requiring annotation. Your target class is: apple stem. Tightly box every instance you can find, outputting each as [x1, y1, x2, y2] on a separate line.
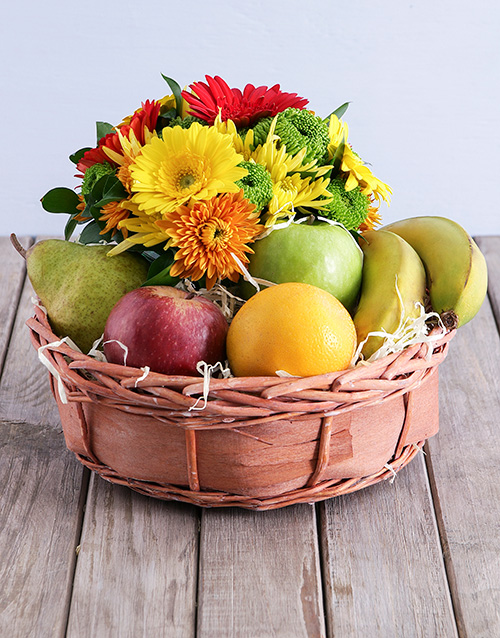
[10, 233, 27, 259]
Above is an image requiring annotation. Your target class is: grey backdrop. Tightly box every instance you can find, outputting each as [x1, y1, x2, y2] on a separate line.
[1, 0, 498, 237]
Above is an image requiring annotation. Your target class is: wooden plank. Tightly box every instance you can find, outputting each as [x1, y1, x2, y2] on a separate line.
[66, 478, 199, 638]
[197, 505, 326, 638]
[476, 236, 500, 325]
[425, 270, 500, 637]
[0, 259, 87, 637]
[0, 236, 32, 371]
[320, 455, 458, 637]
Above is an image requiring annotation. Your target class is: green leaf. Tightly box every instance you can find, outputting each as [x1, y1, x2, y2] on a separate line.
[78, 220, 105, 244]
[96, 121, 115, 143]
[80, 176, 127, 243]
[79, 191, 106, 230]
[161, 74, 183, 117]
[324, 102, 350, 123]
[41, 187, 80, 214]
[64, 216, 78, 240]
[143, 250, 179, 286]
[351, 229, 367, 244]
[161, 107, 177, 120]
[69, 147, 92, 165]
[331, 139, 346, 177]
[300, 168, 332, 180]
[91, 174, 127, 208]
[157, 108, 178, 130]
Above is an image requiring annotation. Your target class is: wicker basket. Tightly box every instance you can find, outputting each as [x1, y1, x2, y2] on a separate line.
[27, 305, 454, 511]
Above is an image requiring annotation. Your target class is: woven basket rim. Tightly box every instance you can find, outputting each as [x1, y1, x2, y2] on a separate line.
[27, 304, 455, 421]
[27, 305, 455, 510]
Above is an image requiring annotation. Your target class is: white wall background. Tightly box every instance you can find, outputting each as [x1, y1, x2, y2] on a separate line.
[1, 0, 499, 237]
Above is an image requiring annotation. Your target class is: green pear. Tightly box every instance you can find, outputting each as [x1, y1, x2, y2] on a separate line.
[15, 237, 149, 353]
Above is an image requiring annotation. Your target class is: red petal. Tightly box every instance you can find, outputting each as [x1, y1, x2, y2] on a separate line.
[213, 76, 234, 103]
[206, 75, 232, 106]
[190, 82, 218, 109]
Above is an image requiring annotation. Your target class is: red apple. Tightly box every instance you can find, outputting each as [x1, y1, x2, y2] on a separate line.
[103, 286, 228, 376]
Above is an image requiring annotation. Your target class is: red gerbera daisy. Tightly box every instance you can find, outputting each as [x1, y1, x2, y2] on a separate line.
[76, 133, 118, 175]
[182, 75, 308, 127]
[118, 99, 161, 146]
[76, 100, 161, 176]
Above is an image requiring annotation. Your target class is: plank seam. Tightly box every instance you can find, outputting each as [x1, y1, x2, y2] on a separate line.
[194, 508, 203, 638]
[316, 502, 331, 638]
[423, 442, 464, 638]
[62, 468, 91, 638]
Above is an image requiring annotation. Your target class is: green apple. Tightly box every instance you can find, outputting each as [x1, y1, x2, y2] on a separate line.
[243, 222, 363, 313]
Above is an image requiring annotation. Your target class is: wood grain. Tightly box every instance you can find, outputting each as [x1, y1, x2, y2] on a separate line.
[0, 256, 87, 638]
[476, 236, 500, 326]
[426, 277, 500, 637]
[197, 505, 326, 638]
[320, 455, 458, 637]
[66, 478, 199, 638]
[0, 236, 31, 371]
[1, 235, 499, 637]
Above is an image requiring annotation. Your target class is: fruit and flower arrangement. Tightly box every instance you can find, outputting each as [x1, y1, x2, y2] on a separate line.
[14, 74, 488, 382]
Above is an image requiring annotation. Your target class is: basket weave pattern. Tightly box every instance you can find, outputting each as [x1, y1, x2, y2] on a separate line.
[28, 305, 454, 510]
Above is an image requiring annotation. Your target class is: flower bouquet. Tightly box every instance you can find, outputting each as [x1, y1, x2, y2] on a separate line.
[42, 74, 390, 292]
[22, 74, 486, 509]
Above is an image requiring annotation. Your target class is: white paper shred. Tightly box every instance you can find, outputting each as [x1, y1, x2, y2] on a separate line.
[37, 336, 82, 404]
[87, 334, 107, 362]
[384, 462, 398, 484]
[31, 296, 48, 315]
[188, 360, 232, 411]
[135, 366, 151, 387]
[102, 339, 129, 366]
[231, 252, 261, 293]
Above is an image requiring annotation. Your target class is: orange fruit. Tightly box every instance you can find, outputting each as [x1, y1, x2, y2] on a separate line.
[227, 282, 357, 377]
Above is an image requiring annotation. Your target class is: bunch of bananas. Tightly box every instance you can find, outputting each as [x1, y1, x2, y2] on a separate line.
[353, 216, 488, 359]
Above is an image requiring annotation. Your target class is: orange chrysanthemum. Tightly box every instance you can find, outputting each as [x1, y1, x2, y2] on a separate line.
[74, 194, 91, 222]
[99, 200, 131, 238]
[156, 190, 262, 289]
[358, 194, 383, 232]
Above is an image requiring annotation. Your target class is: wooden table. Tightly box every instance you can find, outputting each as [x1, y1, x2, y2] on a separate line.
[1, 235, 499, 638]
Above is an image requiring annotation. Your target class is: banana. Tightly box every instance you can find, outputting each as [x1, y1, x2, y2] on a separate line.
[382, 216, 488, 327]
[353, 230, 427, 359]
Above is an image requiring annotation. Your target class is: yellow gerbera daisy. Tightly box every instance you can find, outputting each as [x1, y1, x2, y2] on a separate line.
[130, 123, 248, 216]
[327, 114, 392, 204]
[156, 190, 262, 289]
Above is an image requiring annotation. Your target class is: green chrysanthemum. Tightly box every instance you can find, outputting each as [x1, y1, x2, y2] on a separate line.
[235, 161, 274, 212]
[167, 115, 207, 129]
[81, 162, 115, 199]
[251, 108, 330, 164]
[321, 178, 370, 230]
[251, 117, 273, 146]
